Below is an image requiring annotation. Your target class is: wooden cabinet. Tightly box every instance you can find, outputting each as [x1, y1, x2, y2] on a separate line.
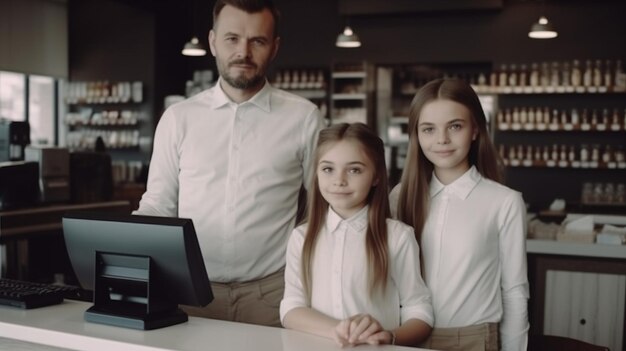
[527, 236, 626, 351]
[543, 270, 625, 351]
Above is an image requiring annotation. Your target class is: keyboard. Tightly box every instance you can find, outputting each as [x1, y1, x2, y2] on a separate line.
[0, 278, 80, 309]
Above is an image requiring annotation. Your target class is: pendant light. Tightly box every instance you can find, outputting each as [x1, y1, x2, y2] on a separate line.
[336, 17, 361, 48]
[528, 16, 558, 39]
[182, 0, 207, 56]
[182, 37, 207, 56]
[528, 1, 557, 39]
[336, 26, 361, 48]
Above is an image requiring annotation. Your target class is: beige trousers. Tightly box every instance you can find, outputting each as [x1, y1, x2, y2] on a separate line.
[180, 269, 284, 327]
[419, 323, 499, 351]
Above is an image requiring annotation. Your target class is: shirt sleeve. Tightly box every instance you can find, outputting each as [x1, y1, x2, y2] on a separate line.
[279, 226, 308, 324]
[300, 107, 324, 191]
[498, 191, 530, 351]
[390, 222, 434, 327]
[133, 108, 180, 216]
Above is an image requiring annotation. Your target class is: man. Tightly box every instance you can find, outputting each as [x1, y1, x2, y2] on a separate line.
[134, 0, 324, 327]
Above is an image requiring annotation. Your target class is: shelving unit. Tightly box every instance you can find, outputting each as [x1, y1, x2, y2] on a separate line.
[60, 80, 152, 187]
[270, 67, 329, 120]
[330, 62, 374, 126]
[375, 59, 626, 209]
[487, 59, 626, 211]
[63, 81, 146, 152]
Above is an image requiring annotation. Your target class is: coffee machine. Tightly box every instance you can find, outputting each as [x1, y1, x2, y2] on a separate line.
[0, 119, 30, 162]
[24, 146, 70, 203]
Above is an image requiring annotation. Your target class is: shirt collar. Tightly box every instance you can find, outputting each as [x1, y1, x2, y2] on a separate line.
[429, 165, 481, 200]
[211, 77, 272, 112]
[325, 205, 369, 233]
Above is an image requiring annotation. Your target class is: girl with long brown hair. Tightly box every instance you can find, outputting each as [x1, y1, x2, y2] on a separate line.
[390, 78, 529, 351]
[281, 123, 433, 347]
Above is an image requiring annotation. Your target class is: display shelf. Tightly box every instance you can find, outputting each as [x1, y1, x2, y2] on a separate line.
[331, 93, 367, 100]
[62, 80, 148, 153]
[473, 85, 626, 95]
[330, 62, 374, 126]
[504, 160, 626, 169]
[332, 71, 367, 79]
[488, 59, 626, 209]
[284, 89, 327, 100]
[376, 59, 626, 203]
[271, 67, 329, 119]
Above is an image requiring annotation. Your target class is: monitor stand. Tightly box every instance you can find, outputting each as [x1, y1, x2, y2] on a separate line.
[85, 252, 188, 330]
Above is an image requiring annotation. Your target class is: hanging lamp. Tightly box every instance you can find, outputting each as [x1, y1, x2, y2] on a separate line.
[182, 37, 207, 56]
[528, 16, 558, 39]
[336, 22, 361, 48]
[528, 1, 558, 40]
[182, 0, 207, 56]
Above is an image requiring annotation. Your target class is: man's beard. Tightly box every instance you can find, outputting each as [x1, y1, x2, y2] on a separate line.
[219, 59, 265, 90]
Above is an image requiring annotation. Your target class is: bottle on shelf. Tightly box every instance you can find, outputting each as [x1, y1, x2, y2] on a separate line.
[534, 146, 542, 162]
[542, 145, 550, 162]
[590, 109, 599, 128]
[529, 62, 540, 90]
[580, 109, 591, 130]
[571, 59, 582, 90]
[498, 64, 508, 92]
[604, 59, 613, 89]
[558, 144, 568, 167]
[528, 107, 536, 125]
[607, 108, 618, 131]
[540, 62, 550, 91]
[519, 64, 528, 92]
[536, 107, 546, 130]
[580, 144, 590, 164]
[508, 64, 518, 90]
[561, 61, 571, 91]
[614, 59, 626, 92]
[593, 59, 603, 88]
[571, 108, 580, 126]
[583, 59, 593, 90]
[550, 61, 560, 91]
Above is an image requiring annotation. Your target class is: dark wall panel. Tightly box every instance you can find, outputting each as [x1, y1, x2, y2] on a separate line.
[273, 0, 626, 67]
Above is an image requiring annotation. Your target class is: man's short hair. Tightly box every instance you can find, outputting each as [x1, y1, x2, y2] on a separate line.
[213, 0, 281, 37]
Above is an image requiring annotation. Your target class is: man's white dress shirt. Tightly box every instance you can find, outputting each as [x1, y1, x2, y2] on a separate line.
[280, 206, 434, 330]
[134, 79, 324, 283]
[390, 166, 529, 351]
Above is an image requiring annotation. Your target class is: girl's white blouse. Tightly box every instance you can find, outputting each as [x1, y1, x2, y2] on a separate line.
[390, 166, 529, 351]
[280, 206, 434, 330]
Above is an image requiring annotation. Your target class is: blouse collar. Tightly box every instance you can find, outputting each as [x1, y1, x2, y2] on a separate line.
[325, 205, 369, 233]
[429, 165, 481, 200]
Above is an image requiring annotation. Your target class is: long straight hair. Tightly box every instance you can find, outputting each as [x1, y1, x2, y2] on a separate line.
[301, 123, 390, 299]
[397, 78, 504, 243]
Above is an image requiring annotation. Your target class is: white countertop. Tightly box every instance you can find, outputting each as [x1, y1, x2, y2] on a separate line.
[527, 239, 626, 259]
[0, 300, 426, 351]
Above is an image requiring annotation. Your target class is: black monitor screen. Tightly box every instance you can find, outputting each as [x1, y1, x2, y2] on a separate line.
[62, 212, 213, 330]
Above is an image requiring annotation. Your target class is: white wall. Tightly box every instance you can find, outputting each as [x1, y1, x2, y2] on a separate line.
[0, 0, 68, 78]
